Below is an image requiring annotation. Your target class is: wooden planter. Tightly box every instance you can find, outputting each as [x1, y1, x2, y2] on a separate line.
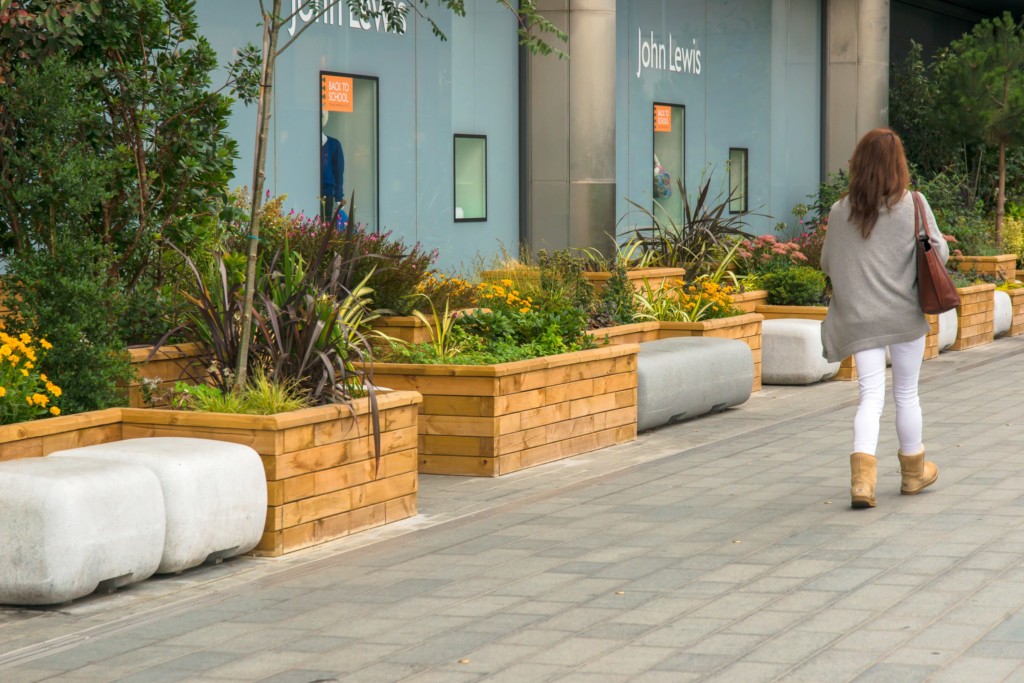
[586, 321, 659, 345]
[924, 314, 940, 360]
[371, 346, 638, 478]
[732, 290, 769, 313]
[584, 267, 688, 293]
[479, 268, 542, 288]
[1002, 288, 1024, 337]
[957, 254, 1016, 283]
[124, 343, 209, 408]
[370, 315, 433, 346]
[952, 283, 996, 350]
[657, 313, 764, 391]
[119, 391, 422, 556]
[755, 305, 856, 381]
[0, 409, 123, 463]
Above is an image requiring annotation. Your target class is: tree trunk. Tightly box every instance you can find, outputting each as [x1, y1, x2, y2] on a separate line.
[997, 141, 1006, 250]
[235, 0, 282, 391]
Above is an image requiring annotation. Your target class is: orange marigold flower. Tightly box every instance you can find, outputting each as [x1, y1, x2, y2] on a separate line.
[50, 407, 61, 416]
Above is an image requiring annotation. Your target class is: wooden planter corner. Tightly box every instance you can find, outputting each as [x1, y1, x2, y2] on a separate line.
[372, 346, 639, 478]
[957, 254, 1016, 283]
[1003, 288, 1024, 337]
[732, 290, 769, 314]
[120, 391, 422, 556]
[754, 305, 857, 381]
[924, 314, 940, 360]
[657, 313, 764, 392]
[124, 343, 210, 408]
[370, 315, 433, 346]
[952, 283, 996, 351]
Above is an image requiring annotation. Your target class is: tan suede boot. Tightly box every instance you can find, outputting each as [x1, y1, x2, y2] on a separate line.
[850, 452, 877, 508]
[898, 448, 938, 495]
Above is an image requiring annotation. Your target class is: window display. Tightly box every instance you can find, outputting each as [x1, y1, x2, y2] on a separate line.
[454, 135, 487, 222]
[320, 72, 378, 229]
[653, 103, 685, 226]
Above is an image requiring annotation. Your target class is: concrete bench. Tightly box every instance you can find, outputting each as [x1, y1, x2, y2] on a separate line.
[938, 309, 958, 351]
[637, 337, 752, 431]
[994, 290, 1012, 337]
[51, 438, 267, 574]
[762, 318, 840, 385]
[0, 458, 165, 605]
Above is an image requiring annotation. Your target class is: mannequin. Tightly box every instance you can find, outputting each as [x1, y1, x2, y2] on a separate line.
[320, 109, 345, 222]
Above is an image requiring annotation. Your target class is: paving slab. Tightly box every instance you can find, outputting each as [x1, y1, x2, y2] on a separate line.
[1, 338, 1024, 680]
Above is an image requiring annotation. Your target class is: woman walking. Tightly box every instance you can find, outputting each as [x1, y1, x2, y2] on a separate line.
[820, 128, 949, 509]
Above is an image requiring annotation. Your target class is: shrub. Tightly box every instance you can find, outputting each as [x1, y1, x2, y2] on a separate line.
[172, 370, 310, 415]
[0, 326, 63, 424]
[633, 278, 739, 323]
[737, 234, 809, 275]
[760, 266, 828, 306]
[1001, 215, 1024, 265]
[2, 237, 133, 414]
[416, 272, 478, 311]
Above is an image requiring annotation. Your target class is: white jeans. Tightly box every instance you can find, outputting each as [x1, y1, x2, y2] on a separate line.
[852, 335, 925, 456]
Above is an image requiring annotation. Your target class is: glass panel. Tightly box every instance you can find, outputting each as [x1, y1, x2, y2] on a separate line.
[320, 73, 378, 230]
[729, 148, 748, 214]
[653, 104, 684, 226]
[454, 135, 487, 221]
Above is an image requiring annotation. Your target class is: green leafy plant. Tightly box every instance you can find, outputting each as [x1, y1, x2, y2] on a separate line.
[2, 236, 134, 414]
[624, 176, 754, 275]
[412, 298, 462, 363]
[760, 266, 828, 306]
[172, 369, 310, 415]
[0, 325, 63, 424]
[633, 277, 739, 323]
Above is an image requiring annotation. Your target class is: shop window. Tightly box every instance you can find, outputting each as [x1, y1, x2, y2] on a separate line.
[454, 134, 487, 222]
[320, 72, 379, 230]
[728, 148, 748, 214]
[653, 103, 685, 225]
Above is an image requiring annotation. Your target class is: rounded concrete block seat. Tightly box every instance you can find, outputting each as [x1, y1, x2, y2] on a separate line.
[994, 290, 1012, 337]
[637, 336, 752, 431]
[938, 308, 958, 351]
[51, 438, 267, 574]
[0, 457, 165, 605]
[762, 318, 840, 385]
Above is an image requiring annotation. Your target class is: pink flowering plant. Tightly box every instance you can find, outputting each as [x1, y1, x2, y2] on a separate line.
[737, 234, 809, 275]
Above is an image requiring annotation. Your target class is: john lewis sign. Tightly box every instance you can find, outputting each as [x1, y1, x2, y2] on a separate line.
[636, 29, 702, 79]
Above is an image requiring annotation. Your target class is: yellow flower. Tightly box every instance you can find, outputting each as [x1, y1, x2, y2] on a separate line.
[520, 307, 530, 313]
[19, 333, 30, 344]
[32, 393, 47, 407]
[25, 396, 32, 406]
[40, 339, 52, 350]
[501, 279, 513, 287]
[24, 362, 33, 370]
[50, 407, 60, 416]
[21, 369, 28, 377]
[0, 386, 6, 397]
[40, 374, 47, 382]
[8, 354, 19, 364]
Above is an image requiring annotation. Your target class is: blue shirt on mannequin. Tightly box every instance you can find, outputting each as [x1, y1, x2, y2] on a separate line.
[321, 136, 344, 201]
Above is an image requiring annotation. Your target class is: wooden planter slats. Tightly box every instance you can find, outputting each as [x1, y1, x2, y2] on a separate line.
[584, 267, 688, 292]
[924, 314, 940, 360]
[372, 345, 639, 477]
[370, 315, 433, 345]
[952, 283, 996, 351]
[956, 254, 1016, 282]
[117, 390, 422, 556]
[124, 343, 210, 408]
[731, 290, 769, 313]
[755, 305, 857, 380]
[587, 322, 660, 345]
[1004, 288, 1024, 337]
[0, 408, 123, 462]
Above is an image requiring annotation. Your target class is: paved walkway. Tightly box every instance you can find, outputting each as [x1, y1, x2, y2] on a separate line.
[3, 338, 1024, 682]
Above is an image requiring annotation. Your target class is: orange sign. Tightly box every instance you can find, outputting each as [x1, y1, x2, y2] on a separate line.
[321, 75, 353, 112]
[654, 105, 672, 132]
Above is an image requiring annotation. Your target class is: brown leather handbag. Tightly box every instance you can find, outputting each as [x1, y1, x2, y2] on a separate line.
[913, 191, 960, 314]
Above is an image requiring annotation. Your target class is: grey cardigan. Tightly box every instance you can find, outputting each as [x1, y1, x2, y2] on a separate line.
[820, 191, 949, 362]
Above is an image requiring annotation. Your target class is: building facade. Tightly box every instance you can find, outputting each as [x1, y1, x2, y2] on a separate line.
[196, 0, 1007, 269]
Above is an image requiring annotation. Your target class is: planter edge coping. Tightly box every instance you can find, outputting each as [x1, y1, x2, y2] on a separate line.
[755, 304, 829, 315]
[120, 390, 422, 430]
[956, 283, 997, 295]
[658, 312, 764, 331]
[126, 343, 208, 363]
[0, 407, 123, 445]
[371, 343, 640, 377]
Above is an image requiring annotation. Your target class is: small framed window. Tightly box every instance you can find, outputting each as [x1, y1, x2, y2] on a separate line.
[454, 134, 487, 222]
[728, 148, 748, 214]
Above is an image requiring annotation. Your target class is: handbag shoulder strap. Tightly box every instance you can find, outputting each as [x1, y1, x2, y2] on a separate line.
[911, 191, 927, 241]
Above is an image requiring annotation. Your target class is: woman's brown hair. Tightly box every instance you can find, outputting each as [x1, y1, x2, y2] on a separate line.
[846, 128, 910, 238]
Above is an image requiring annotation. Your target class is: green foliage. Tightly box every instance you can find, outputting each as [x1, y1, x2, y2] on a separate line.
[592, 262, 638, 327]
[624, 176, 753, 275]
[0, 0, 237, 343]
[890, 42, 956, 177]
[412, 298, 462, 363]
[350, 231, 437, 315]
[172, 370, 311, 415]
[0, 325, 63, 425]
[912, 168, 992, 254]
[2, 237, 134, 414]
[760, 266, 828, 306]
